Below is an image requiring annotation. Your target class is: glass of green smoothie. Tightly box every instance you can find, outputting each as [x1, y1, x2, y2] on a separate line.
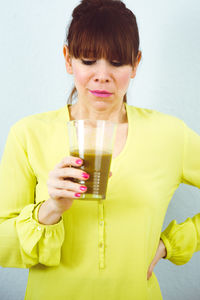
[66, 119, 117, 200]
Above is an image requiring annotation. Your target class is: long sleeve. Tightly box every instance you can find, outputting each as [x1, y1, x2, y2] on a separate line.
[0, 124, 65, 268]
[161, 121, 200, 265]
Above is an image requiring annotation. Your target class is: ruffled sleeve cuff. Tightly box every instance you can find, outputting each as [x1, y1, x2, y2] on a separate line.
[160, 218, 197, 265]
[16, 202, 65, 268]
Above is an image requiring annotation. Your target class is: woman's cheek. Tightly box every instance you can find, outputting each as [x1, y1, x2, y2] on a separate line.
[118, 72, 132, 90]
[73, 67, 88, 85]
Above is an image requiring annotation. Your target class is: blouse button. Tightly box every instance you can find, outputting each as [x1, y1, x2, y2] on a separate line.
[99, 221, 104, 226]
[37, 226, 42, 231]
[99, 242, 104, 248]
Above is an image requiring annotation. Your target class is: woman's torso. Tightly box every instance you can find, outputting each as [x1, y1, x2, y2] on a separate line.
[23, 103, 184, 300]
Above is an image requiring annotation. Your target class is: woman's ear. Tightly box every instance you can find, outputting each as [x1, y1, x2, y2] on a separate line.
[131, 51, 142, 78]
[63, 44, 73, 74]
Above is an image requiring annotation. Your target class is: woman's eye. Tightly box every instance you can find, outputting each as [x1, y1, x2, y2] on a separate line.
[81, 59, 123, 67]
[81, 60, 96, 65]
[111, 61, 123, 67]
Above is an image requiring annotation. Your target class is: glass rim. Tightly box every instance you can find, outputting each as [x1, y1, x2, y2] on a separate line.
[66, 119, 118, 126]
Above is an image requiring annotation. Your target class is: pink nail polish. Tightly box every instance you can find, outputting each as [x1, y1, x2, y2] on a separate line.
[76, 159, 82, 165]
[82, 172, 90, 179]
[75, 193, 81, 197]
[80, 186, 87, 191]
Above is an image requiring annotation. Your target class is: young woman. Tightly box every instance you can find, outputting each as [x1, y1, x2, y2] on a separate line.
[0, 0, 199, 299]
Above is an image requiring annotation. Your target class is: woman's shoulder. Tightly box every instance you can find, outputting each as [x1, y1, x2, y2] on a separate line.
[9, 106, 66, 140]
[127, 103, 185, 127]
[11, 106, 66, 130]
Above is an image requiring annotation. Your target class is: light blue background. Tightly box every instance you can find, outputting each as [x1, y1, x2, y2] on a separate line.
[0, 0, 200, 299]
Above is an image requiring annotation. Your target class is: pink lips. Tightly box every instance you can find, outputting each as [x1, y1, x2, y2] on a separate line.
[90, 90, 112, 98]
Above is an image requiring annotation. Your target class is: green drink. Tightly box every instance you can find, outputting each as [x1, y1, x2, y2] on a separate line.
[67, 119, 117, 200]
[70, 149, 112, 200]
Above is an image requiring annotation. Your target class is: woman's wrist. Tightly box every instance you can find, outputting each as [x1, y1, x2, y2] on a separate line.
[38, 198, 63, 225]
[160, 238, 167, 258]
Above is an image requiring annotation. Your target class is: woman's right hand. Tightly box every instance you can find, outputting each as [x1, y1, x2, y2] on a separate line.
[46, 156, 89, 215]
[38, 156, 112, 225]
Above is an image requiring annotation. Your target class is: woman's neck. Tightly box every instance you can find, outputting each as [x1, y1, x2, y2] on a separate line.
[68, 101, 128, 124]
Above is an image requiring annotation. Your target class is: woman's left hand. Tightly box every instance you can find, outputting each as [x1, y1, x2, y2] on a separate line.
[147, 239, 167, 280]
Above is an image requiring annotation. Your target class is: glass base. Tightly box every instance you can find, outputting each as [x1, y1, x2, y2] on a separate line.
[79, 193, 105, 201]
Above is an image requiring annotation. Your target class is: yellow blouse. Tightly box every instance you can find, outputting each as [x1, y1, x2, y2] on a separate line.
[0, 103, 199, 300]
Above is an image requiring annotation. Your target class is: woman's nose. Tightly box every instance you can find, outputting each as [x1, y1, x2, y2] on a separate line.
[94, 76, 110, 83]
[93, 61, 111, 83]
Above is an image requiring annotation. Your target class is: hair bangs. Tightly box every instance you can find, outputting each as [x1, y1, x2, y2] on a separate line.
[69, 9, 135, 65]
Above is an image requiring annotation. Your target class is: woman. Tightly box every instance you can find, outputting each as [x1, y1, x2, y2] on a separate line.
[0, 0, 199, 299]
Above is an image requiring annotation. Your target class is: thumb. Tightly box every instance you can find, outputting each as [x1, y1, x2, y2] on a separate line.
[147, 239, 166, 280]
[147, 260, 156, 280]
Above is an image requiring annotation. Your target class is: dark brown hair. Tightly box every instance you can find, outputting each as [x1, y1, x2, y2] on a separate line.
[64, 0, 141, 104]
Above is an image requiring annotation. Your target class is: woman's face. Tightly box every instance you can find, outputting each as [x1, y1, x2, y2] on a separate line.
[63, 45, 140, 109]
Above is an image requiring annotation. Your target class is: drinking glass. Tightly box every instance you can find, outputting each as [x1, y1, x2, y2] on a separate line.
[67, 119, 117, 200]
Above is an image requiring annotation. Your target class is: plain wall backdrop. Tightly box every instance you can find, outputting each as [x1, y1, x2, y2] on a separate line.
[0, 0, 200, 299]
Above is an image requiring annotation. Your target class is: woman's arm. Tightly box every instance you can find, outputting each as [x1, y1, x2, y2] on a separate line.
[161, 122, 200, 265]
[161, 214, 200, 264]
[0, 124, 64, 268]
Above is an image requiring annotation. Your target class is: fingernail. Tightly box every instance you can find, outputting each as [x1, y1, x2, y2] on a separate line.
[75, 193, 81, 197]
[80, 186, 87, 191]
[82, 172, 90, 179]
[76, 159, 82, 165]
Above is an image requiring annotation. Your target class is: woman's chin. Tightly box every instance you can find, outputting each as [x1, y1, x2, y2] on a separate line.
[92, 100, 111, 110]
[90, 95, 113, 108]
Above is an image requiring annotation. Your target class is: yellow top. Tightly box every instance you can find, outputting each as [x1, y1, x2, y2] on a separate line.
[0, 103, 199, 300]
